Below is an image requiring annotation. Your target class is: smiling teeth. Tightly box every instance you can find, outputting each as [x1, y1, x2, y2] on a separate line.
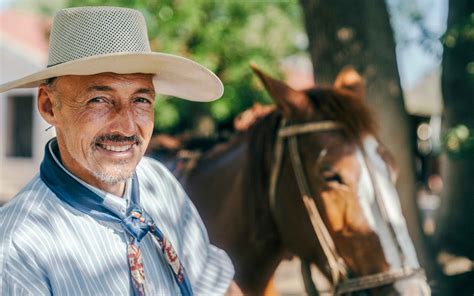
[101, 144, 132, 152]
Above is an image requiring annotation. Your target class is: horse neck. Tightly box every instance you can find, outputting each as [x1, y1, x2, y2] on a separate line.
[183, 113, 286, 293]
[189, 136, 248, 187]
[185, 113, 281, 235]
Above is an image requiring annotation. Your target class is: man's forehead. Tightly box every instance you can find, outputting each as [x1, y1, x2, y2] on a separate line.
[54, 72, 155, 91]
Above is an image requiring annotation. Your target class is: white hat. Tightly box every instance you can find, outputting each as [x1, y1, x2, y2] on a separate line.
[0, 6, 223, 102]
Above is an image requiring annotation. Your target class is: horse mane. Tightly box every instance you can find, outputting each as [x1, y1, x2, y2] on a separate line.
[305, 87, 378, 140]
[233, 86, 378, 142]
[245, 111, 282, 246]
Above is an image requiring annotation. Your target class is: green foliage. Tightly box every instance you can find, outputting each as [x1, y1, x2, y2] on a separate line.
[442, 10, 474, 125]
[66, 0, 304, 134]
[443, 124, 474, 158]
[443, 11, 474, 82]
[443, 12, 474, 48]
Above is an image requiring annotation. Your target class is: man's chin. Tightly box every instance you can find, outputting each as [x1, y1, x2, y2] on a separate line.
[90, 161, 138, 185]
[92, 169, 133, 185]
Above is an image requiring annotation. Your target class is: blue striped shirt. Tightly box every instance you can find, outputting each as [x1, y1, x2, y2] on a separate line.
[0, 153, 234, 295]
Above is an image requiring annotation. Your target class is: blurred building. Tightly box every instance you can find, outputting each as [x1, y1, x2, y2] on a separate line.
[0, 10, 54, 204]
[404, 66, 444, 236]
[404, 66, 443, 117]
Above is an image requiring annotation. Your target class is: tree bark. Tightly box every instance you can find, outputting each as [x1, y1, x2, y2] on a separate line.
[299, 0, 439, 279]
[436, 0, 474, 292]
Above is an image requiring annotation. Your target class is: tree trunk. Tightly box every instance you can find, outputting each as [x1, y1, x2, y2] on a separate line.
[299, 0, 439, 279]
[436, 0, 474, 292]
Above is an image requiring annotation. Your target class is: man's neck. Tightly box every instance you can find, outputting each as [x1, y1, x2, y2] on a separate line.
[62, 161, 126, 197]
[95, 181, 126, 197]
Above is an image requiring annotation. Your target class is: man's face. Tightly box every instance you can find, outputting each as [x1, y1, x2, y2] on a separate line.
[45, 73, 155, 186]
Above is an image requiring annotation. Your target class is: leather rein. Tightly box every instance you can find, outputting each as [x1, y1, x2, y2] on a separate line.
[268, 118, 425, 294]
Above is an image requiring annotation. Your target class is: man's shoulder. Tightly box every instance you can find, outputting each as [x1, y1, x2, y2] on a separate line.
[0, 175, 53, 294]
[0, 175, 56, 263]
[1, 175, 52, 232]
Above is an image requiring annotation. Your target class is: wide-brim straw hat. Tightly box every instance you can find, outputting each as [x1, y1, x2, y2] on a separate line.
[0, 6, 223, 102]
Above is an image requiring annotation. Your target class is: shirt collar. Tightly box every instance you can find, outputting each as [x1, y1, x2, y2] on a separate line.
[48, 140, 131, 216]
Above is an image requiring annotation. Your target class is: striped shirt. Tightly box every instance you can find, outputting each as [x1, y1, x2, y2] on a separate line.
[0, 150, 234, 295]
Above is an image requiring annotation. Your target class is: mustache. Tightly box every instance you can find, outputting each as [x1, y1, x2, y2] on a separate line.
[94, 134, 142, 146]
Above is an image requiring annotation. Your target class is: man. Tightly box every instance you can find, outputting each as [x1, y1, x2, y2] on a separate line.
[0, 6, 241, 295]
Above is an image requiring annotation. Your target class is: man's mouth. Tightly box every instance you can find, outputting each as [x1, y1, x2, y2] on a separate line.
[93, 134, 142, 154]
[96, 143, 133, 152]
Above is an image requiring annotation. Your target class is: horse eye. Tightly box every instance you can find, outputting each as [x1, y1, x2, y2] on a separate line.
[322, 170, 345, 185]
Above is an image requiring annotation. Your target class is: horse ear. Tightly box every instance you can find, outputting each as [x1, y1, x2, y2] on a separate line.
[250, 63, 312, 119]
[334, 67, 365, 99]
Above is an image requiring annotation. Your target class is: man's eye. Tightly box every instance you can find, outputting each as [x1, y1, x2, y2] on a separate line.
[134, 97, 152, 104]
[88, 97, 107, 103]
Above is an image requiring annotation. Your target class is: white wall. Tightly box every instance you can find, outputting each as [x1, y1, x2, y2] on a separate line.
[0, 42, 53, 203]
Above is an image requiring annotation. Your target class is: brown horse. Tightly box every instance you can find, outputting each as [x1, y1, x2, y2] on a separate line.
[149, 66, 430, 295]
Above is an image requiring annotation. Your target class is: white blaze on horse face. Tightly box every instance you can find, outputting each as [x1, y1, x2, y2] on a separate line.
[355, 136, 420, 270]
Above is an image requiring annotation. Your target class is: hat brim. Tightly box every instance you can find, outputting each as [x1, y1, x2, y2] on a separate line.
[0, 52, 223, 102]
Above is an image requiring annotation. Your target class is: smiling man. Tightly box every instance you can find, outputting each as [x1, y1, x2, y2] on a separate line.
[0, 6, 239, 296]
[41, 73, 156, 196]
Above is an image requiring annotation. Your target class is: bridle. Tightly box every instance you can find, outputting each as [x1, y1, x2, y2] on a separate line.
[268, 118, 426, 294]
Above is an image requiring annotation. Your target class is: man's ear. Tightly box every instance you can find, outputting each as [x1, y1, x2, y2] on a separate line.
[37, 85, 59, 126]
[250, 63, 312, 119]
[334, 66, 365, 99]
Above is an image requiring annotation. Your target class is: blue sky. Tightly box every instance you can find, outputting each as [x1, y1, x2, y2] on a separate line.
[390, 0, 448, 88]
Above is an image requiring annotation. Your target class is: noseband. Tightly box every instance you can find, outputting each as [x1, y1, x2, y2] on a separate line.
[268, 118, 425, 294]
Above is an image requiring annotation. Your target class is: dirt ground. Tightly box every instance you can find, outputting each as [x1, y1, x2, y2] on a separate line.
[272, 259, 306, 295]
[271, 258, 333, 296]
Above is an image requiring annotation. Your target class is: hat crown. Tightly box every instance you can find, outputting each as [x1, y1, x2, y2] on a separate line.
[48, 6, 151, 66]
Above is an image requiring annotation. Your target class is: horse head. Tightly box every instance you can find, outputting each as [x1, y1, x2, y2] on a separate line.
[251, 65, 430, 295]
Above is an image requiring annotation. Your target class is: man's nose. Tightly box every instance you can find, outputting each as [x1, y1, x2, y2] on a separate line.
[109, 105, 137, 136]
